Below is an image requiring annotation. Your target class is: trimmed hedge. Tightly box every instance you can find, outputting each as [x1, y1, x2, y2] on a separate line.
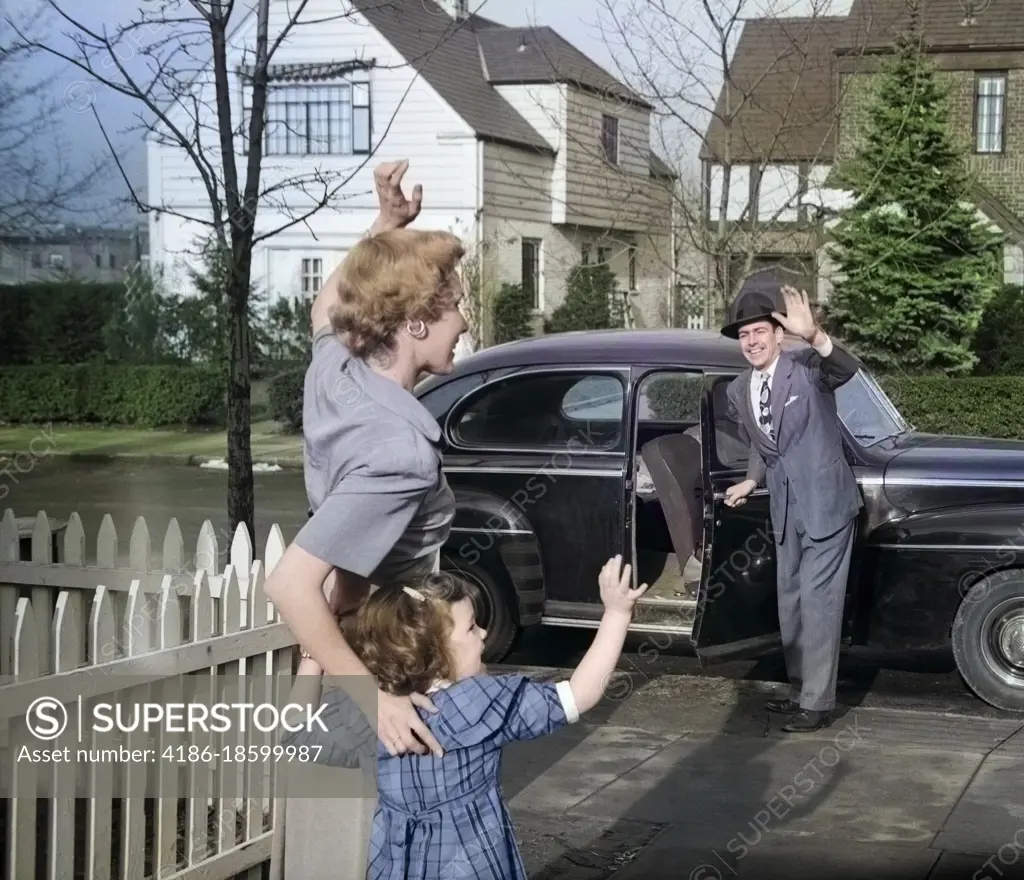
[0, 365, 224, 427]
[877, 375, 1024, 439]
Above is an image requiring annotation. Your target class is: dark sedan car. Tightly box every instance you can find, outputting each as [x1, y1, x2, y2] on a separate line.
[415, 328, 1024, 714]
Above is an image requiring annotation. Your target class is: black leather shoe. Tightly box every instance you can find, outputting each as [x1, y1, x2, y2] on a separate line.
[764, 697, 800, 714]
[781, 709, 832, 732]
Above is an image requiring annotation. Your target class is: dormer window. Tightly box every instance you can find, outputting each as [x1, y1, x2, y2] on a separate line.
[601, 114, 619, 165]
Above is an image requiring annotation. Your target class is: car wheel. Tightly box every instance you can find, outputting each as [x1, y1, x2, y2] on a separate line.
[440, 557, 520, 662]
[951, 571, 1024, 714]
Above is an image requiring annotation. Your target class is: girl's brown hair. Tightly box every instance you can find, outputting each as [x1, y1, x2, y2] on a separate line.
[351, 572, 477, 696]
[329, 228, 465, 359]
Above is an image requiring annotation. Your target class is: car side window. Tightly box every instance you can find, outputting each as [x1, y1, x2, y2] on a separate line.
[417, 372, 491, 425]
[450, 371, 625, 451]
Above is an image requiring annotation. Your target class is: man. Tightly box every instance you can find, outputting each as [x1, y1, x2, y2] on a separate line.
[721, 285, 863, 732]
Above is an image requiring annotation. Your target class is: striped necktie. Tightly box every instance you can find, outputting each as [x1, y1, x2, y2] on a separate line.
[758, 373, 774, 440]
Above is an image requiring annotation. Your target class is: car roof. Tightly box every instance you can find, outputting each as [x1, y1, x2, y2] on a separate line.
[448, 328, 751, 374]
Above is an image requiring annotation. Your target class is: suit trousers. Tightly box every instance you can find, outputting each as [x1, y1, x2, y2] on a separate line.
[775, 489, 855, 712]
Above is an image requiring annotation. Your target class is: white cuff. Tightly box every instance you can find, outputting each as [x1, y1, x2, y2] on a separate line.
[813, 334, 833, 358]
[555, 680, 580, 724]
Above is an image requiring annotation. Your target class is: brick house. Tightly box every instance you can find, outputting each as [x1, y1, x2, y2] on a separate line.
[700, 0, 1024, 311]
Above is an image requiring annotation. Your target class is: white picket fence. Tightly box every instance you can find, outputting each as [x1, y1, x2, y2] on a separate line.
[0, 507, 302, 880]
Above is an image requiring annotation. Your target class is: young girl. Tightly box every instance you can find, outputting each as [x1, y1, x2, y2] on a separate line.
[284, 554, 647, 880]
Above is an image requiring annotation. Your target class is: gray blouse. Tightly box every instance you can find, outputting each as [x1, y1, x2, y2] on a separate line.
[294, 328, 455, 585]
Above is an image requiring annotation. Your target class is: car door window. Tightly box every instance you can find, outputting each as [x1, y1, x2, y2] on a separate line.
[451, 371, 625, 451]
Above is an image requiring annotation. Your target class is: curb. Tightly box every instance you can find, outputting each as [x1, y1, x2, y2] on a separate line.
[0, 450, 305, 470]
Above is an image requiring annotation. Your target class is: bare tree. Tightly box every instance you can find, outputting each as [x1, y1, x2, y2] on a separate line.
[589, 0, 864, 324]
[0, 8, 107, 232]
[9, 0, 415, 537]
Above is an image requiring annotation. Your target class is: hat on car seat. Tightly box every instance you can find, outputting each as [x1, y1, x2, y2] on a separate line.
[720, 287, 786, 340]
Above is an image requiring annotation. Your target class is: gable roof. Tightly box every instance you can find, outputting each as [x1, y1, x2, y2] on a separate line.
[700, 16, 847, 163]
[352, 0, 552, 151]
[352, 0, 672, 176]
[836, 0, 1024, 53]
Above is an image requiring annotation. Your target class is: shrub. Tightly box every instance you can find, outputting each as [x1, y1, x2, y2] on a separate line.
[0, 281, 123, 365]
[268, 366, 306, 432]
[645, 376, 703, 421]
[492, 282, 533, 344]
[879, 375, 1024, 439]
[545, 263, 616, 333]
[0, 365, 224, 427]
[972, 283, 1024, 376]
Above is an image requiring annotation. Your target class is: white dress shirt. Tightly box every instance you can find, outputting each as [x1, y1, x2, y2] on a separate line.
[749, 335, 834, 426]
[750, 355, 780, 424]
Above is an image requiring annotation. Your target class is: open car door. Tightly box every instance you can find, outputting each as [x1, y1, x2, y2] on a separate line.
[690, 373, 782, 663]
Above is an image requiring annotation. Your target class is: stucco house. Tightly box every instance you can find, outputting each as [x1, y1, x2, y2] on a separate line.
[699, 0, 1024, 308]
[146, 0, 678, 336]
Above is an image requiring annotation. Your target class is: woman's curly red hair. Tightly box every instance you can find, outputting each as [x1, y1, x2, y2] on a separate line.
[329, 228, 465, 359]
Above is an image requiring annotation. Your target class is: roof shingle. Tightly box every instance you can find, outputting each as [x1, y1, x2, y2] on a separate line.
[476, 26, 650, 108]
[701, 16, 847, 163]
[352, 0, 553, 150]
[836, 0, 1024, 53]
[352, 0, 673, 175]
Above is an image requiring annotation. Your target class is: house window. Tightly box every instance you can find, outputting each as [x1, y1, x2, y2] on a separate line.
[109, 254, 116, 269]
[49, 253, 64, 268]
[521, 238, 541, 309]
[262, 79, 371, 156]
[628, 244, 637, 290]
[597, 246, 611, 267]
[31, 252, 41, 268]
[601, 114, 619, 164]
[301, 257, 324, 294]
[94, 254, 101, 268]
[975, 73, 1006, 154]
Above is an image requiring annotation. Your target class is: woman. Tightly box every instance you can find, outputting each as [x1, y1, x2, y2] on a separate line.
[265, 160, 468, 880]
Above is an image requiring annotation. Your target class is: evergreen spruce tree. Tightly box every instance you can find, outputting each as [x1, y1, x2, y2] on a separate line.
[824, 16, 1004, 374]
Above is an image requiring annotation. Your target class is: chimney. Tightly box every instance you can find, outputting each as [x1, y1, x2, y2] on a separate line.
[438, 0, 469, 20]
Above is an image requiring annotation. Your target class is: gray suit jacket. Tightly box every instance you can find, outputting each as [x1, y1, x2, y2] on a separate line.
[725, 340, 863, 542]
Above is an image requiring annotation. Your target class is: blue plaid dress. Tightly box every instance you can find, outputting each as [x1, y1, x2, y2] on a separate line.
[369, 674, 578, 880]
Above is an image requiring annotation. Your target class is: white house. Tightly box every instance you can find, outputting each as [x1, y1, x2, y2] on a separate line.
[146, 0, 679, 335]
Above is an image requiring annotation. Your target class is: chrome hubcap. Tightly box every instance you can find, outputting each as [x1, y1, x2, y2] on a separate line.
[981, 601, 1024, 687]
[999, 616, 1024, 668]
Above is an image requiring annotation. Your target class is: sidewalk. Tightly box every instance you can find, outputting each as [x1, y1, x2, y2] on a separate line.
[493, 667, 1024, 880]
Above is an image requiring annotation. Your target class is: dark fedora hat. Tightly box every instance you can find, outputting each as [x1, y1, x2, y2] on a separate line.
[720, 287, 786, 339]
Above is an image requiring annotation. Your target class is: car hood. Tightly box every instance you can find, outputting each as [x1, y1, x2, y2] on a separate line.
[883, 432, 1024, 488]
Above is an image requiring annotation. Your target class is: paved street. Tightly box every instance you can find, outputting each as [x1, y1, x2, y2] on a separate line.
[2, 457, 311, 566]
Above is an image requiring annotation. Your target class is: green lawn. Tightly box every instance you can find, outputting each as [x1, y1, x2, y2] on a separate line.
[0, 419, 303, 465]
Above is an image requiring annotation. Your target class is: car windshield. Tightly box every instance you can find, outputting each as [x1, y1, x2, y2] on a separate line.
[835, 369, 912, 447]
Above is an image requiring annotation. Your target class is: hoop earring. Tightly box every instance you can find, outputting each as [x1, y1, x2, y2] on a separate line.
[406, 319, 427, 339]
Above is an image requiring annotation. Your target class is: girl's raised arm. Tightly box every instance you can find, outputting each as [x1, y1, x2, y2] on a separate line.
[567, 556, 648, 715]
